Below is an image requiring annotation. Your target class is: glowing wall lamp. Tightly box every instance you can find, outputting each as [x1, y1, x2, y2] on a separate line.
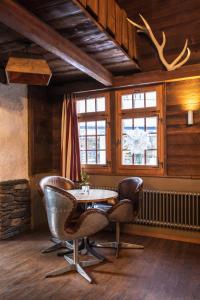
[187, 110, 194, 126]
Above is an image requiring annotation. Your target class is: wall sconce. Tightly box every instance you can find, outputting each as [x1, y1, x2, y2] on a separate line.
[187, 110, 194, 126]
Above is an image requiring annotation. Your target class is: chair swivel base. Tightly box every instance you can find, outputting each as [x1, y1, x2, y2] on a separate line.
[45, 254, 101, 283]
[95, 241, 144, 257]
[42, 239, 73, 254]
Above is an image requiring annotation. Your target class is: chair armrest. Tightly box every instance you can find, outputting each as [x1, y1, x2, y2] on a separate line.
[65, 208, 109, 240]
[107, 199, 133, 223]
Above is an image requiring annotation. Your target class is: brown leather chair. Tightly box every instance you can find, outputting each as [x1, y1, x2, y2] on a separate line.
[39, 176, 75, 193]
[44, 185, 109, 283]
[95, 177, 144, 257]
[39, 176, 76, 253]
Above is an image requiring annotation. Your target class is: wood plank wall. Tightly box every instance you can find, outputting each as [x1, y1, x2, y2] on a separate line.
[29, 78, 200, 178]
[28, 86, 62, 175]
[51, 93, 63, 172]
[166, 79, 200, 177]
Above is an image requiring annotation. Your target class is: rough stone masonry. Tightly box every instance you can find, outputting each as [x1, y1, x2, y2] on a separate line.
[0, 179, 30, 239]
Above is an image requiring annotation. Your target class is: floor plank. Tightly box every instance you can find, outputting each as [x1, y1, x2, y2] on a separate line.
[0, 231, 199, 300]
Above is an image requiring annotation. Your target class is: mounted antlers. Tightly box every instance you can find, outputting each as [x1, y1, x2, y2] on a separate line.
[127, 14, 191, 71]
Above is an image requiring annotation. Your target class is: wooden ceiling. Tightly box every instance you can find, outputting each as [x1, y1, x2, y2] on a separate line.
[0, 0, 199, 86]
[0, 0, 139, 85]
[118, 0, 200, 72]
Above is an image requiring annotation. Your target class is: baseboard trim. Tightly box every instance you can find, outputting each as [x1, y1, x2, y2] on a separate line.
[122, 224, 200, 244]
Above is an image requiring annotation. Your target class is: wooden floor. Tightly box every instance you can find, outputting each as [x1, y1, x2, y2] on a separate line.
[0, 231, 199, 300]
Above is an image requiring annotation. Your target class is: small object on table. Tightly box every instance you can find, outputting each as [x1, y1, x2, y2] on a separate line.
[81, 185, 90, 194]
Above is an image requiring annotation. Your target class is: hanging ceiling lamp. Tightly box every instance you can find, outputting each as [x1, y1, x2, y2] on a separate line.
[5, 50, 52, 86]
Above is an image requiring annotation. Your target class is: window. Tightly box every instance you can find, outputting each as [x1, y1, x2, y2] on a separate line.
[116, 85, 164, 176]
[77, 93, 111, 173]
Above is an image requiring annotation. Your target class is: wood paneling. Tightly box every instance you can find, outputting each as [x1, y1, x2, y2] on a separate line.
[115, 3, 123, 44]
[98, 1, 107, 28]
[166, 78, 200, 177]
[87, 0, 98, 16]
[121, 10, 128, 50]
[50, 93, 63, 172]
[107, 0, 116, 35]
[28, 86, 53, 175]
[113, 64, 200, 87]
[28, 86, 62, 175]
[118, 0, 200, 72]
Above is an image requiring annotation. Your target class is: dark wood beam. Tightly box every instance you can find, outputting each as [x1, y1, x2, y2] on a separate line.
[50, 64, 200, 95]
[113, 64, 200, 87]
[0, 0, 113, 86]
[49, 79, 105, 96]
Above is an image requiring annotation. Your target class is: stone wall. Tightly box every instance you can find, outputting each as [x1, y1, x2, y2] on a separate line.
[0, 179, 30, 239]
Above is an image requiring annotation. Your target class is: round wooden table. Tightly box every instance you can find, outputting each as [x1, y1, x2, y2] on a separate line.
[68, 189, 118, 204]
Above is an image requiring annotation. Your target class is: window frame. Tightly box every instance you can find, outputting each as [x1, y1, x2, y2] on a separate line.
[115, 84, 165, 176]
[76, 92, 112, 174]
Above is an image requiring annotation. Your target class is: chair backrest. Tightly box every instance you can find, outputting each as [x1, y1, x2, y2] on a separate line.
[39, 176, 74, 195]
[118, 177, 143, 215]
[44, 185, 77, 241]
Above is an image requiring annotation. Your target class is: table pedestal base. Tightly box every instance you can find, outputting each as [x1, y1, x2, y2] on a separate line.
[57, 238, 106, 261]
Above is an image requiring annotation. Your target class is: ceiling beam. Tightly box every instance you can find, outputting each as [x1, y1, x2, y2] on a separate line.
[50, 63, 200, 95]
[113, 64, 200, 87]
[49, 79, 105, 96]
[0, 0, 113, 86]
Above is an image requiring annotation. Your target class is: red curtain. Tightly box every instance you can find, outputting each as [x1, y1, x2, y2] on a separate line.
[61, 94, 81, 182]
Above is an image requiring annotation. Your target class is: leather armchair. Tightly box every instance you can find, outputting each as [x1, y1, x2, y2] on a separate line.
[44, 185, 109, 283]
[39, 176, 74, 193]
[96, 177, 144, 257]
[39, 176, 76, 253]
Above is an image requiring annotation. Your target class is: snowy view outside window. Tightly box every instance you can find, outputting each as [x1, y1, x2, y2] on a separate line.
[77, 97, 107, 165]
[121, 91, 158, 166]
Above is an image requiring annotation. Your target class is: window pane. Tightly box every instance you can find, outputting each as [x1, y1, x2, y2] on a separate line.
[122, 119, 132, 134]
[122, 151, 132, 165]
[122, 135, 128, 150]
[86, 98, 95, 112]
[97, 120, 106, 135]
[146, 150, 157, 165]
[97, 151, 106, 164]
[148, 134, 157, 149]
[87, 121, 96, 135]
[77, 100, 85, 113]
[134, 153, 145, 165]
[122, 94, 132, 109]
[97, 135, 106, 150]
[133, 93, 144, 108]
[79, 137, 86, 150]
[87, 151, 96, 164]
[79, 122, 86, 136]
[146, 91, 156, 107]
[87, 136, 96, 150]
[134, 118, 145, 130]
[80, 151, 86, 164]
[146, 117, 157, 133]
[96, 97, 105, 111]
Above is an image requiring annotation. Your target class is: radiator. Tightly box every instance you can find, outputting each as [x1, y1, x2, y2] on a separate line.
[92, 186, 200, 231]
[136, 190, 200, 231]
